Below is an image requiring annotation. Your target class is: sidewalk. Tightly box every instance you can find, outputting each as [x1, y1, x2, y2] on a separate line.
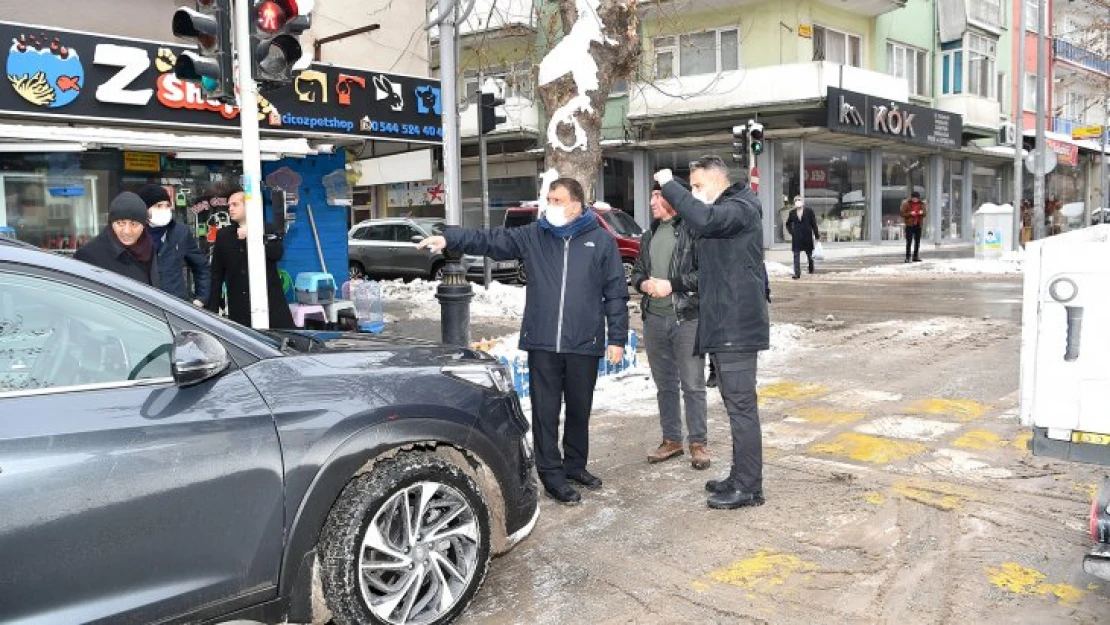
[767, 242, 974, 275]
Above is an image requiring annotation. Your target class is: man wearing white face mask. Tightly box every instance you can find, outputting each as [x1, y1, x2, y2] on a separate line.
[418, 177, 629, 506]
[137, 184, 209, 306]
[654, 156, 770, 511]
[785, 195, 820, 280]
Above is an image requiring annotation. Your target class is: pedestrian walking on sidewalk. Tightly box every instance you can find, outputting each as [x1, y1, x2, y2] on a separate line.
[75, 192, 160, 288]
[631, 178, 710, 470]
[785, 195, 820, 279]
[136, 184, 209, 306]
[901, 191, 926, 262]
[418, 177, 629, 506]
[655, 156, 770, 510]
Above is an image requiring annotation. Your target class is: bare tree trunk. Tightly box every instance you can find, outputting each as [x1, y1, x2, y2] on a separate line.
[537, 0, 639, 203]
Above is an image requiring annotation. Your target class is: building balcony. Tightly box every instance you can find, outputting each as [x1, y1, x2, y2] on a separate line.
[459, 96, 541, 139]
[430, 0, 536, 43]
[640, 0, 906, 17]
[935, 93, 1001, 135]
[626, 62, 909, 122]
[1053, 39, 1110, 76]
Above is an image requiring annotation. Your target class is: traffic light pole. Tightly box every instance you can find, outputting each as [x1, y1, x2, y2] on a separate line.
[234, 0, 271, 329]
[438, 0, 463, 226]
[478, 72, 492, 289]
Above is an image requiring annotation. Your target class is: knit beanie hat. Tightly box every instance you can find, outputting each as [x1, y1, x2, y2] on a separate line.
[136, 184, 171, 208]
[108, 192, 150, 224]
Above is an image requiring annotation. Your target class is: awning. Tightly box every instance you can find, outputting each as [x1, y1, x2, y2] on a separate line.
[1024, 129, 1109, 155]
[0, 122, 317, 160]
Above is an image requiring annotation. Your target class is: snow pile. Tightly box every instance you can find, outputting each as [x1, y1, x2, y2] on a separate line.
[769, 323, 810, 354]
[855, 251, 1024, 276]
[765, 261, 795, 277]
[381, 279, 527, 319]
[871, 317, 960, 339]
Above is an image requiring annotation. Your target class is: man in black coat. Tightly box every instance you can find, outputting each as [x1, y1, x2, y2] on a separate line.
[418, 177, 629, 506]
[630, 178, 710, 470]
[136, 184, 210, 305]
[785, 195, 821, 280]
[205, 190, 295, 329]
[75, 192, 161, 288]
[655, 156, 770, 510]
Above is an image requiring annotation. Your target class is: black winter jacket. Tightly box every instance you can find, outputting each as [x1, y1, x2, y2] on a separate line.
[629, 216, 699, 321]
[205, 225, 295, 329]
[74, 227, 161, 288]
[445, 213, 629, 357]
[153, 220, 210, 302]
[661, 181, 769, 354]
[786, 207, 820, 253]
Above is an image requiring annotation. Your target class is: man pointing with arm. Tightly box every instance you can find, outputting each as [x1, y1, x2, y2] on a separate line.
[419, 177, 628, 506]
[654, 156, 770, 510]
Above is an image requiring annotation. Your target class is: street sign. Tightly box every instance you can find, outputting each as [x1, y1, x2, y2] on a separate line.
[1072, 125, 1105, 141]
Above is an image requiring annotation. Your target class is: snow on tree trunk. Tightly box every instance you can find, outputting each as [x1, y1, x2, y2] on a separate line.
[537, 0, 639, 203]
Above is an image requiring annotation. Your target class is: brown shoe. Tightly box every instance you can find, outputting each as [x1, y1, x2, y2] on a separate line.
[648, 440, 684, 463]
[690, 443, 711, 470]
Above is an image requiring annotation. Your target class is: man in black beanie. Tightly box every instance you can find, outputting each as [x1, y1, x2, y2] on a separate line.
[137, 184, 209, 305]
[75, 192, 160, 287]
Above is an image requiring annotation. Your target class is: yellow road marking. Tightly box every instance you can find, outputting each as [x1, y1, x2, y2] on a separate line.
[1012, 431, 1032, 452]
[986, 563, 1085, 603]
[865, 492, 885, 505]
[759, 381, 830, 402]
[953, 430, 1003, 451]
[697, 549, 816, 593]
[794, 407, 866, 425]
[907, 398, 988, 422]
[810, 432, 928, 463]
[892, 484, 963, 511]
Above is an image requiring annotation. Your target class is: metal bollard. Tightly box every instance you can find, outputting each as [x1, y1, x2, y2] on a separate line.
[436, 250, 473, 346]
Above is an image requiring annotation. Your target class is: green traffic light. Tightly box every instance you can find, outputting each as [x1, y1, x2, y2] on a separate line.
[201, 76, 219, 92]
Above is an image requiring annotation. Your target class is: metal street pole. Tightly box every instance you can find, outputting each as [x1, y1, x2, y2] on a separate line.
[1013, 0, 1025, 246]
[234, 0, 270, 329]
[479, 73, 492, 289]
[439, 0, 463, 226]
[1033, 0, 1047, 240]
[1103, 104, 1109, 224]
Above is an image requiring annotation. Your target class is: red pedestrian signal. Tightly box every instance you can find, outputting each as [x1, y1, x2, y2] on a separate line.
[250, 0, 309, 88]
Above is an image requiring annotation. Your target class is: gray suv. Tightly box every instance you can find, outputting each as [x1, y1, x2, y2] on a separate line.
[349, 218, 518, 282]
[0, 237, 538, 625]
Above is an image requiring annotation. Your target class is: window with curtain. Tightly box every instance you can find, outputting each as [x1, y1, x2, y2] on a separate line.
[814, 26, 862, 67]
[887, 42, 929, 97]
[655, 29, 741, 78]
[967, 33, 997, 99]
[1024, 73, 1038, 111]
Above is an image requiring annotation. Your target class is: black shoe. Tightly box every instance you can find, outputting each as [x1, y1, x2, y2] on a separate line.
[543, 483, 582, 505]
[913, 257, 922, 262]
[905, 257, 911, 263]
[707, 489, 765, 509]
[706, 371, 718, 388]
[566, 469, 602, 490]
[808, 266, 814, 274]
[792, 274, 800, 280]
[705, 478, 733, 494]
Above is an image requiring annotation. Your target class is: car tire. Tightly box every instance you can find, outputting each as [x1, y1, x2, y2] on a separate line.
[320, 454, 492, 625]
[516, 263, 527, 285]
[350, 262, 367, 281]
[622, 260, 634, 284]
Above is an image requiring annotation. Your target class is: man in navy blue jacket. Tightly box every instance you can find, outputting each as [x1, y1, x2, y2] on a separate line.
[137, 184, 210, 306]
[419, 178, 629, 505]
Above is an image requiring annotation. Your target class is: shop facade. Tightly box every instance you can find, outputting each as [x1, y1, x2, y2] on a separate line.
[0, 20, 441, 284]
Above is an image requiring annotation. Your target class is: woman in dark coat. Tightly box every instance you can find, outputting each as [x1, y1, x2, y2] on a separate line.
[75, 192, 161, 288]
[205, 190, 295, 329]
[785, 195, 820, 280]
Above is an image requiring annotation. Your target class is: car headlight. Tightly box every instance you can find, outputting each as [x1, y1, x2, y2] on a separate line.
[442, 363, 513, 394]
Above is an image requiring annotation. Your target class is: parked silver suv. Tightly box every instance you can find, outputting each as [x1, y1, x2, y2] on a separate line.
[348, 217, 518, 282]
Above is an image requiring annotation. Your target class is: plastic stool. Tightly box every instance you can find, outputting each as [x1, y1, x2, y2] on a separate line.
[289, 303, 327, 328]
[323, 299, 356, 324]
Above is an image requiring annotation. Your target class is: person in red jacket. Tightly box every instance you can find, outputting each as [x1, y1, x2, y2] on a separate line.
[900, 191, 926, 263]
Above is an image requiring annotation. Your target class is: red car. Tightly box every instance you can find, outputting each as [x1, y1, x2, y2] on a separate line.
[503, 202, 643, 283]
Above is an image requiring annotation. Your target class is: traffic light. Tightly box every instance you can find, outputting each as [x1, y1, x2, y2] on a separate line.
[748, 120, 765, 156]
[731, 124, 749, 168]
[251, 0, 311, 88]
[479, 91, 507, 135]
[172, 0, 235, 103]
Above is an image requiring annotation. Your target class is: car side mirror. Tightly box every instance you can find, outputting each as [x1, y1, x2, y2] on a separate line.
[410, 235, 423, 244]
[171, 330, 230, 387]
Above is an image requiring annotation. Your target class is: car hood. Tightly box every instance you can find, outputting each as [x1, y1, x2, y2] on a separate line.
[269, 330, 494, 368]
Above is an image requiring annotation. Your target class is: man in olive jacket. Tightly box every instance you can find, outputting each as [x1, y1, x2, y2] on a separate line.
[630, 178, 709, 470]
[655, 156, 769, 510]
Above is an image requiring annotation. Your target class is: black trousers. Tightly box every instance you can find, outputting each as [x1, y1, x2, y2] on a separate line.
[528, 350, 601, 488]
[792, 248, 813, 277]
[905, 225, 922, 259]
[713, 351, 762, 494]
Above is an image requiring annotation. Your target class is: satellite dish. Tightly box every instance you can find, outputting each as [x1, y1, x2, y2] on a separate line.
[1025, 149, 1058, 175]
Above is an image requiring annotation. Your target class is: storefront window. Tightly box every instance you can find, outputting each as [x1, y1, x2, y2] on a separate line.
[0, 152, 114, 251]
[1047, 163, 1086, 234]
[880, 152, 927, 241]
[774, 140, 802, 244]
[971, 165, 1002, 208]
[938, 159, 964, 240]
[803, 142, 869, 243]
[651, 145, 738, 183]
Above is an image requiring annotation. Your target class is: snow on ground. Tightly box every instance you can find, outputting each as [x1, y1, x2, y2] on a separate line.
[381, 279, 526, 319]
[854, 251, 1024, 276]
[765, 261, 794, 277]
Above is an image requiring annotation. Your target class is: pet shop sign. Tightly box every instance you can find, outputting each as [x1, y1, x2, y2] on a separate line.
[0, 21, 442, 145]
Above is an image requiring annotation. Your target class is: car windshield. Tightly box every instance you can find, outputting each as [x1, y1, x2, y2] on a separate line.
[599, 210, 642, 237]
[416, 219, 446, 235]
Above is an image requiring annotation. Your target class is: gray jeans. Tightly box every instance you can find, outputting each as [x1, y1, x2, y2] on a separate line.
[644, 313, 707, 444]
[714, 351, 762, 493]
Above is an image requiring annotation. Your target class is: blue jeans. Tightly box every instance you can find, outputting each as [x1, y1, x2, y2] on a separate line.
[644, 313, 708, 444]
